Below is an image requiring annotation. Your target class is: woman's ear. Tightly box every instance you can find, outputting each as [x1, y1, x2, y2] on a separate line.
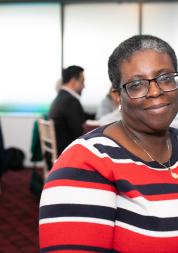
[111, 89, 121, 106]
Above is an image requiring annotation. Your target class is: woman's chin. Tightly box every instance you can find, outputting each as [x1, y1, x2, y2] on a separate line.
[147, 120, 172, 133]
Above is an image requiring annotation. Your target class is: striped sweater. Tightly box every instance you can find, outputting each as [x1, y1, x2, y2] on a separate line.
[39, 125, 178, 253]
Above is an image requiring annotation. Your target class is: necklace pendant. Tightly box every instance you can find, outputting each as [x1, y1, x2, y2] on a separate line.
[170, 171, 178, 179]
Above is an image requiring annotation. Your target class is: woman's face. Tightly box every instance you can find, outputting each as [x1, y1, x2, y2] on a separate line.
[119, 49, 178, 132]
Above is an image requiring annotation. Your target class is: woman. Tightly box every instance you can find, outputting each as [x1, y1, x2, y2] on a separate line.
[39, 35, 178, 253]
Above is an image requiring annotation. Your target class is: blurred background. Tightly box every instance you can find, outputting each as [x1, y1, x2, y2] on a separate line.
[0, 0, 178, 252]
[0, 0, 178, 165]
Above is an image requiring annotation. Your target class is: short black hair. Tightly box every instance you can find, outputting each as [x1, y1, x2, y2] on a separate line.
[108, 34, 177, 90]
[62, 65, 84, 84]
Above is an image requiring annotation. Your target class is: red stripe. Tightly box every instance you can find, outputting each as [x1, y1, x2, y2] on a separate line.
[50, 144, 116, 181]
[144, 192, 178, 201]
[113, 226, 178, 253]
[44, 179, 116, 193]
[51, 143, 178, 186]
[52, 144, 96, 172]
[112, 162, 178, 184]
[124, 189, 143, 198]
[40, 222, 113, 249]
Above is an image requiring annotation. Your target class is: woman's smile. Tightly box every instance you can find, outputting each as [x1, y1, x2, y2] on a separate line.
[144, 102, 170, 113]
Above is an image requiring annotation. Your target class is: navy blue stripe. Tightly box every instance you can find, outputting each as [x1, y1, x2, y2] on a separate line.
[94, 143, 130, 160]
[81, 126, 178, 167]
[117, 208, 178, 231]
[46, 167, 114, 186]
[116, 179, 178, 195]
[94, 143, 176, 168]
[81, 125, 108, 140]
[136, 183, 178, 195]
[115, 180, 137, 193]
[40, 204, 116, 221]
[40, 244, 120, 253]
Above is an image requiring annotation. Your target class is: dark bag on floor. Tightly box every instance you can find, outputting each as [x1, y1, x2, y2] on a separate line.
[5, 147, 25, 170]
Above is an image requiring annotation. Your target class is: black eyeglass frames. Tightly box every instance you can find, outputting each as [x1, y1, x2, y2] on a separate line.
[120, 72, 178, 99]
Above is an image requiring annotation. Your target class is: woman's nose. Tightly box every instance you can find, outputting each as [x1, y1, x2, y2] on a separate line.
[146, 80, 164, 97]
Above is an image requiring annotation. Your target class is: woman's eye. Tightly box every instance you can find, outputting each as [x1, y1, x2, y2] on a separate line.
[130, 81, 143, 89]
[159, 76, 172, 83]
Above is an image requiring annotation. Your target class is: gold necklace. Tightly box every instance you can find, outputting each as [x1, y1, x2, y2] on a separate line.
[120, 120, 178, 179]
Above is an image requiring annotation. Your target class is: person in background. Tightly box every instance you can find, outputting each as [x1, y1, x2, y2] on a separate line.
[95, 87, 116, 119]
[40, 35, 178, 252]
[98, 89, 122, 125]
[85, 89, 122, 127]
[48, 65, 91, 156]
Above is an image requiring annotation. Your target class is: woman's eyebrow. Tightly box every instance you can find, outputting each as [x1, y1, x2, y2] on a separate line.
[125, 69, 174, 83]
[123, 75, 146, 84]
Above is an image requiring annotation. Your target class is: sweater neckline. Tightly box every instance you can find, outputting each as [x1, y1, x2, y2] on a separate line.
[95, 123, 178, 169]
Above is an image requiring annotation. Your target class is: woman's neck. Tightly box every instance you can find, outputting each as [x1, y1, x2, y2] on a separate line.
[104, 120, 171, 164]
[121, 120, 171, 163]
[123, 120, 169, 147]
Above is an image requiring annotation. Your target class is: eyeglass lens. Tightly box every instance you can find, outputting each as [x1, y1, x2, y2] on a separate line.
[126, 73, 178, 98]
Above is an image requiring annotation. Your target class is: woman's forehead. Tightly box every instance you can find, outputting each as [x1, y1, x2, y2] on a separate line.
[119, 49, 175, 81]
[121, 49, 172, 64]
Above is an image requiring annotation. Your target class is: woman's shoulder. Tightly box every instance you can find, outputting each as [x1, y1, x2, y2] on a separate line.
[81, 125, 108, 140]
[79, 124, 120, 149]
[49, 125, 120, 185]
[58, 124, 131, 167]
[55, 124, 122, 166]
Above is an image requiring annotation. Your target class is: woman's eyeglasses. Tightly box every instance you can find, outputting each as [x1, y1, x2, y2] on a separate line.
[120, 72, 178, 99]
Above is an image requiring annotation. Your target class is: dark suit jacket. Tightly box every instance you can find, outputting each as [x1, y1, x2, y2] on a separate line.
[48, 89, 86, 155]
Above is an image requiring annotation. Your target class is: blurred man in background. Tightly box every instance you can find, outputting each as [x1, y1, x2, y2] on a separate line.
[48, 65, 89, 155]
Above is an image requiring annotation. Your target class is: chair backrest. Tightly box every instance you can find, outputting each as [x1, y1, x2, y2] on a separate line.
[38, 118, 57, 165]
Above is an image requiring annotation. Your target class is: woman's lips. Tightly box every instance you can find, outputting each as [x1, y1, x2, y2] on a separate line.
[144, 103, 170, 113]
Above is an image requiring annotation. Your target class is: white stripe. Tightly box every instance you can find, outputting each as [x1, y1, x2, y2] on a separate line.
[64, 137, 119, 154]
[78, 136, 120, 147]
[117, 195, 178, 218]
[39, 217, 114, 227]
[171, 160, 178, 170]
[40, 186, 116, 208]
[87, 136, 120, 147]
[116, 221, 178, 237]
[65, 138, 178, 170]
[65, 138, 144, 165]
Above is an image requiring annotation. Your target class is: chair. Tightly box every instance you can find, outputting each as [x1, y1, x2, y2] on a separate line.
[38, 118, 57, 178]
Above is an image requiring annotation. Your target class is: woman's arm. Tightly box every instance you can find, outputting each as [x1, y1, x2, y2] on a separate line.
[39, 143, 117, 253]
